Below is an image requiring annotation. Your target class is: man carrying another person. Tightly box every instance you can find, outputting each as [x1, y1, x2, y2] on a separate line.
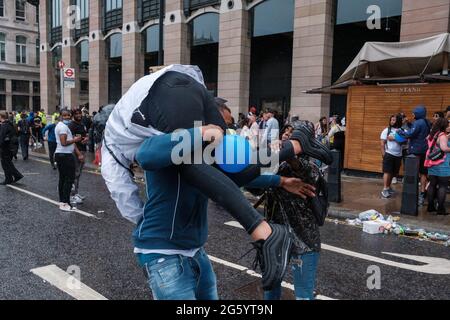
[101, 65, 332, 299]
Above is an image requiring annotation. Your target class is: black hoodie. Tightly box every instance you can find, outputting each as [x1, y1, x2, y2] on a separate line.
[0, 120, 18, 153]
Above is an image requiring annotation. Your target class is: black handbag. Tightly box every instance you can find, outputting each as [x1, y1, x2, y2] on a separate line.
[427, 133, 445, 161]
[310, 175, 329, 227]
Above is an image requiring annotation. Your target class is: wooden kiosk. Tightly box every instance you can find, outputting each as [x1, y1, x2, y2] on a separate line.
[308, 33, 450, 174]
[345, 83, 450, 173]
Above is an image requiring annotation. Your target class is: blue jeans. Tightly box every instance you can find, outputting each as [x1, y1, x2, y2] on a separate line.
[137, 248, 218, 300]
[264, 252, 320, 300]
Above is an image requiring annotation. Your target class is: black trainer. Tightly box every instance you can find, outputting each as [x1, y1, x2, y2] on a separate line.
[251, 223, 293, 291]
[290, 120, 333, 165]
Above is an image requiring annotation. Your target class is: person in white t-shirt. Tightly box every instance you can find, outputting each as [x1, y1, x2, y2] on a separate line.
[54, 109, 83, 211]
[380, 115, 403, 198]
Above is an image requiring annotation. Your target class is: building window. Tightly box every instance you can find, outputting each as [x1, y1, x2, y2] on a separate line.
[80, 79, 89, 94]
[106, 0, 122, 12]
[0, 95, 5, 110]
[0, 33, 5, 62]
[33, 81, 40, 94]
[252, 0, 294, 37]
[104, 0, 122, 31]
[191, 13, 219, 46]
[336, 0, 402, 25]
[108, 33, 122, 58]
[36, 38, 40, 65]
[249, 0, 295, 119]
[0, 80, 5, 111]
[16, 36, 27, 64]
[76, 0, 89, 19]
[52, 0, 62, 28]
[106, 33, 122, 104]
[0, 0, 4, 17]
[12, 95, 29, 111]
[190, 13, 219, 95]
[145, 25, 160, 53]
[32, 96, 40, 112]
[12, 80, 29, 93]
[16, 0, 26, 21]
[78, 40, 89, 70]
[144, 25, 162, 74]
[185, 0, 221, 16]
[142, 0, 159, 22]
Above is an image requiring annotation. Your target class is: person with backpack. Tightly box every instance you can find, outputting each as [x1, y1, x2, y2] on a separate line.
[397, 106, 431, 205]
[17, 112, 31, 161]
[0, 111, 23, 185]
[42, 120, 58, 169]
[262, 124, 328, 300]
[380, 115, 403, 199]
[424, 118, 450, 215]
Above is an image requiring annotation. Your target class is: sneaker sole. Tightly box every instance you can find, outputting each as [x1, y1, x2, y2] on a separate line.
[292, 124, 333, 165]
[262, 225, 293, 290]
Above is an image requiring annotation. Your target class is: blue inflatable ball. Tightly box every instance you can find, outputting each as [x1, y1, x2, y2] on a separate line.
[395, 132, 407, 143]
[215, 135, 253, 173]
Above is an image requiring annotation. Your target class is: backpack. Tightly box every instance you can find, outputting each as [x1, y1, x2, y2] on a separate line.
[18, 119, 30, 136]
[425, 133, 446, 168]
[310, 173, 329, 226]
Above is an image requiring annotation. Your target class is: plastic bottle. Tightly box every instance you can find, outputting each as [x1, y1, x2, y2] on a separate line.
[359, 210, 381, 221]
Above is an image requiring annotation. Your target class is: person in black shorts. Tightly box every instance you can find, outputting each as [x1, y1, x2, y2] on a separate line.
[380, 115, 403, 198]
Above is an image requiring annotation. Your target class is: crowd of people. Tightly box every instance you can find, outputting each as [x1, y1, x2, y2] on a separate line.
[0, 105, 106, 209]
[379, 106, 450, 215]
[0, 92, 341, 301]
[2, 66, 400, 302]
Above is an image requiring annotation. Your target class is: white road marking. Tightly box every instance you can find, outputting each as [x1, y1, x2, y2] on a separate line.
[30, 157, 103, 176]
[225, 221, 450, 275]
[29, 156, 145, 184]
[321, 245, 450, 275]
[225, 221, 245, 229]
[208, 255, 336, 300]
[30, 265, 107, 300]
[6, 184, 98, 219]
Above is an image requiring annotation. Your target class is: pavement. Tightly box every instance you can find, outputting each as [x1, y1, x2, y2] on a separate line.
[28, 143, 450, 236]
[0, 156, 449, 300]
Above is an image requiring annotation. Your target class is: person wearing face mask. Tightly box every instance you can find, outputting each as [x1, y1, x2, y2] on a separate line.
[69, 109, 89, 204]
[0, 111, 23, 185]
[54, 109, 83, 212]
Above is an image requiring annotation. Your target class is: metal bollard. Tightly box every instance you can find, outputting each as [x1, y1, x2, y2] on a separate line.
[401, 155, 419, 216]
[328, 150, 342, 203]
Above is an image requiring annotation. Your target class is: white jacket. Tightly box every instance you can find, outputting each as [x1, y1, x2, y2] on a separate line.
[101, 64, 206, 224]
